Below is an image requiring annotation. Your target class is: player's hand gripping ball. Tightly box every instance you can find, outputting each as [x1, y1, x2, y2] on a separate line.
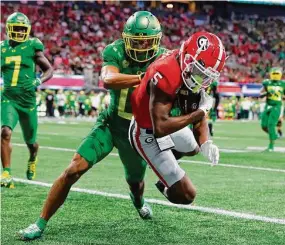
[176, 85, 202, 115]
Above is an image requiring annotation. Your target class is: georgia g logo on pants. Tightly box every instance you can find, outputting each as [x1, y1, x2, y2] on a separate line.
[145, 137, 154, 143]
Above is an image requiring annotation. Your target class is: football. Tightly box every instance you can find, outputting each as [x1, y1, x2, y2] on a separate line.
[176, 85, 201, 114]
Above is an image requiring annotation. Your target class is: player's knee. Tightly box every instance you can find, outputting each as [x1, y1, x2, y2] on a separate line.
[182, 189, 196, 204]
[262, 127, 268, 132]
[63, 154, 89, 182]
[1, 127, 12, 141]
[184, 146, 200, 157]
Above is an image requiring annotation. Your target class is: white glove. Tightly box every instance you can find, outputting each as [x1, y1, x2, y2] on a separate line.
[198, 90, 213, 115]
[200, 140, 219, 165]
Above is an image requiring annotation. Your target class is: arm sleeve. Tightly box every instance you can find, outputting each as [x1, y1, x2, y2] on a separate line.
[101, 44, 120, 69]
[33, 38, 44, 51]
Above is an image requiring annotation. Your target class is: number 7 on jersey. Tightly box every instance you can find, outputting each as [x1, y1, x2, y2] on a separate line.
[5, 56, 21, 86]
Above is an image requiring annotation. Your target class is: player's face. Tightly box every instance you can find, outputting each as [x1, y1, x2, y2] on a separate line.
[11, 26, 28, 40]
[182, 54, 219, 93]
[130, 38, 154, 50]
[183, 65, 213, 93]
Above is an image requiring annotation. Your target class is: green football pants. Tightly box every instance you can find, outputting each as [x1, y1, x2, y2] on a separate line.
[1, 98, 38, 144]
[76, 111, 147, 182]
[261, 105, 281, 141]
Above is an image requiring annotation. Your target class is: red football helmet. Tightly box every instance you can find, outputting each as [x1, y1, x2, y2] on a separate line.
[179, 31, 226, 92]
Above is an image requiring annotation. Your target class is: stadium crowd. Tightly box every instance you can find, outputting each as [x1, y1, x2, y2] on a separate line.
[1, 1, 284, 86]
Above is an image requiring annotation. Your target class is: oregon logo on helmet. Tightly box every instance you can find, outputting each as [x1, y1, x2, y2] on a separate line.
[122, 11, 162, 63]
[6, 12, 31, 43]
[197, 36, 209, 51]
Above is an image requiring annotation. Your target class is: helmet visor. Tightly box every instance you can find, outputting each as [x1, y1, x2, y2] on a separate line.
[182, 56, 220, 92]
[123, 33, 161, 62]
[7, 23, 31, 42]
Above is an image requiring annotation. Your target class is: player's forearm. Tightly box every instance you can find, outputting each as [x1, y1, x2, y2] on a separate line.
[40, 68, 53, 83]
[103, 73, 141, 89]
[153, 110, 205, 137]
[193, 117, 209, 146]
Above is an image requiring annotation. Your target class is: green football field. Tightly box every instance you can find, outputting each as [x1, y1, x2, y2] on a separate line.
[1, 119, 285, 245]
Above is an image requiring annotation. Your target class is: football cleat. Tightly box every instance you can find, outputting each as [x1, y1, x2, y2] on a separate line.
[26, 157, 38, 180]
[18, 224, 43, 241]
[137, 202, 153, 220]
[130, 193, 153, 220]
[1, 170, 15, 188]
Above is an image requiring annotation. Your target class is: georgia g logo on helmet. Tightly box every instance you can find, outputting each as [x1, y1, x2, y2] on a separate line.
[197, 36, 209, 51]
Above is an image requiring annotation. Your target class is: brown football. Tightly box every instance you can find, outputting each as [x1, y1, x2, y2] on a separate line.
[176, 85, 201, 115]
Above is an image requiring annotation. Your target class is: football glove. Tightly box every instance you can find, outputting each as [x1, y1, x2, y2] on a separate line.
[33, 78, 42, 87]
[198, 90, 213, 115]
[24, 75, 42, 90]
[200, 140, 219, 165]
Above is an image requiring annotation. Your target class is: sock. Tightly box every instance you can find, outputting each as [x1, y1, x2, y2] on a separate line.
[36, 217, 47, 231]
[130, 193, 144, 209]
[3, 168, 11, 174]
[269, 141, 274, 149]
[29, 156, 37, 162]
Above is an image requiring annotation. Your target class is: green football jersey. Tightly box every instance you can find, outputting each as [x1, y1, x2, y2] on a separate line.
[1, 38, 44, 108]
[262, 79, 285, 106]
[102, 39, 167, 134]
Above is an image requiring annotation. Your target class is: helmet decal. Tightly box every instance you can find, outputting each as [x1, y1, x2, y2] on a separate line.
[197, 36, 209, 51]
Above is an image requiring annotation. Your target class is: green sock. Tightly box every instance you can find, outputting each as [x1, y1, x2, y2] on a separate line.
[36, 217, 47, 231]
[130, 193, 144, 209]
[3, 168, 11, 174]
[269, 141, 274, 149]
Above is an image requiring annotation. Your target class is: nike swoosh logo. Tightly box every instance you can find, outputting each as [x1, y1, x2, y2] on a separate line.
[21, 46, 27, 49]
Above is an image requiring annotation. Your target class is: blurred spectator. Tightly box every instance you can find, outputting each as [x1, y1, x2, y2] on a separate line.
[1, 2, 284, 84]
[56, 89, 66, 117]
[46, 90, 55, 117]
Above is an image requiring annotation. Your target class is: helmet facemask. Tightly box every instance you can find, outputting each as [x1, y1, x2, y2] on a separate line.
[122, 32, 162, 62]
[181, 53, 220, 93]
[269, 68, 283, 81]
[7, 23, 31, 42]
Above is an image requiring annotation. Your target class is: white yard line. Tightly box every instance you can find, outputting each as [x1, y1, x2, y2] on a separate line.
[247, 146, 285, 153]
[13, 178, 285, 225]
[14, 143, 285, 173]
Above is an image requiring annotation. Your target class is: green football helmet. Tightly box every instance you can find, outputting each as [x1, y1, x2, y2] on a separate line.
[269, 67, 283, 81]
[122, 11, 162, 63]
[6, 12, 31, 42]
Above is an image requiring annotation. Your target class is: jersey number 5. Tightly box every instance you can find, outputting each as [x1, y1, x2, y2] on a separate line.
[5, 56, 21, 86]
[151, 72, 163, 85]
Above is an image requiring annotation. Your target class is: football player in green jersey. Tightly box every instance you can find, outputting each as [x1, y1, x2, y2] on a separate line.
[1, 12, 53, 188]
[260, 67, 285, 151]
[19, 11, 167, 240]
